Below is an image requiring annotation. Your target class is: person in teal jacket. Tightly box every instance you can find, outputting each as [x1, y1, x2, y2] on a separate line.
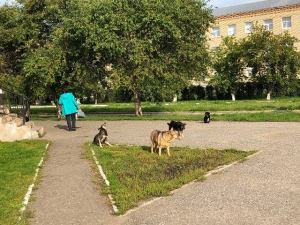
[58, 86, 79, 131]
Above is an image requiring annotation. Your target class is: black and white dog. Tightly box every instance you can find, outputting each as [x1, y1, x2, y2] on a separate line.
[167, 120, 186, 132]
[93, 122, 111, 147]
[204, 112, 210, 123]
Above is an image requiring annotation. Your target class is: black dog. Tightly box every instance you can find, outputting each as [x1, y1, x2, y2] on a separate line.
[167, 120, 186, 133]
[93, 122, 111, 147]
[204, 112, 210, 123]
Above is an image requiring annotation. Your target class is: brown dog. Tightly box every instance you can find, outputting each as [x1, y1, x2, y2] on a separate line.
[150, 130, 180, 156]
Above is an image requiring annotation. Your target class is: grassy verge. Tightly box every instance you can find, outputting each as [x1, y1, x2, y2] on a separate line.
[30, 98, 300, 122]
[31, 111, 300, 122]
[211, 111, 300, 122]
[0, 140, 49, 225]
[83, 143, 257, 215]
[31, 98, 300, 113]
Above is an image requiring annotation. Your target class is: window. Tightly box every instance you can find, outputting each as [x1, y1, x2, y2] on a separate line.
[264, 19, 273, 30]
[282, 17, 291, 29]
[245, 22, 253, 34]
[212, 27, 220, 38]
[228, 24, 236, 36]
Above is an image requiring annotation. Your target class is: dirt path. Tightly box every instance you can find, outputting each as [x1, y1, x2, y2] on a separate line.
[28, 120, 300, 225]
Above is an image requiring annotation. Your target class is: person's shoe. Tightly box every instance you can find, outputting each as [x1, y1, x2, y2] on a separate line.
[71, 127, 76, 131]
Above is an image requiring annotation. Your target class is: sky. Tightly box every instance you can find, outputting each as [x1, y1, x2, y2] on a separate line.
[0, 0, 265, 8]
[0, 0, 14, 6]
[208, 0, 265, 8]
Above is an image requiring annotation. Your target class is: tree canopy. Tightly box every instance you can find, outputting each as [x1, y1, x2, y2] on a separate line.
[1, 0, 214, 113]
[242, 26, 300, 99]
[210, 25, 300, 100]
[210, 36, 245, 101]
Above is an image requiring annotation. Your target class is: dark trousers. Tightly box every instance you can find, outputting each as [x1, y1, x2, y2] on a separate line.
[65, 113, 76, 130]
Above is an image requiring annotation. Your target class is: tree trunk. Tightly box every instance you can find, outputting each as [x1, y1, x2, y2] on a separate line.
[267, 91, 271, 101]
[94, 93, 98, 104]
[172, 94, 178, 102]
[54, 100, 62, 120]
[133, 93, 142, 116]
[231, 93, 236, 101]
[267, 92, 271, 101]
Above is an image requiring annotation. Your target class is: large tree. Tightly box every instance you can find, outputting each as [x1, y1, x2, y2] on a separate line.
[242, 26, 300, 100]
[210, 36, 246, 101]
[0, 0, 66, 97]
[23, 0, 94, 97]
[2, 0, 214, 115]
[0, 3, 25, 88]
[82, 0, 214, 115]
[22, 0, 98, 118]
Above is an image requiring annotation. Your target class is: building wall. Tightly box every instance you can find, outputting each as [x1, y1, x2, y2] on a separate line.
[209, 4, 300, 50]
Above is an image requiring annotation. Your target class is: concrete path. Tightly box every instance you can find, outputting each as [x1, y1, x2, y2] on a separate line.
[28, 120, 300, 225]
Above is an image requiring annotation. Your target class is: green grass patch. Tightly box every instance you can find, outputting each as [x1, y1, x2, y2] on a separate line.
[31, 111, 300, 122]
[0, 140, 49, 225]
[31, 97, 300, 113]
[211, 111, 300, 122]
[83, 144, 257, 214]
[30, 98, 300, 122]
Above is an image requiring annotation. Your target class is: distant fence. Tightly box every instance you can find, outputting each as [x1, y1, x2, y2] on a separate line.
[0, 86, 30, 124]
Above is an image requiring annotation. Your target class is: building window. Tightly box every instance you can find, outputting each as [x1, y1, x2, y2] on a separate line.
[245, 22, 253, 34]
[282, 17, 291, 29]
[264, 19, 273, 31]
[212, 27, 220, 38]
[228, 24, 236, 36]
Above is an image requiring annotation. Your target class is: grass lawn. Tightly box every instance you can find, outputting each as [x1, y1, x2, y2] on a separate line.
[83, 143, 257, 214]
[30, 98, 300, 122]
[0, 140, 49, 225]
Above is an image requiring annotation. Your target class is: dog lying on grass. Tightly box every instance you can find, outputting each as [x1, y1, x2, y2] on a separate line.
[150, 130, 180, 156]
[93, 122, 111, 147]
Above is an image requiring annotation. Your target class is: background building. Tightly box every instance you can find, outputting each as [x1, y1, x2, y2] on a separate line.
[209, 0, 300, 50]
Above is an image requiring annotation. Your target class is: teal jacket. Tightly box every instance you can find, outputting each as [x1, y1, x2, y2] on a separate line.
[58, 92, 79, 116]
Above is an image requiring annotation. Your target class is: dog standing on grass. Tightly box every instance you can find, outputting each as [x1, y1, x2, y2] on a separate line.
[93, 122, 111, 147]
[150, 130, 180, 156]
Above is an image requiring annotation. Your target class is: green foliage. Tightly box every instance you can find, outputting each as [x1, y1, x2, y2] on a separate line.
[0, 140, 48, 225]
[211, 25, 300, 100]
[0, 4, 25, 75]
[1, 0, 215, 105]
[241, 25, 300, 97]
[211, 36, 245, 94]
[83, 0, 214, 101]
[84, 144, 256, 214]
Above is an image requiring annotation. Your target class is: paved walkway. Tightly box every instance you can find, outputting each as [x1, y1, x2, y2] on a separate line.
[28, 120, 300, 225]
